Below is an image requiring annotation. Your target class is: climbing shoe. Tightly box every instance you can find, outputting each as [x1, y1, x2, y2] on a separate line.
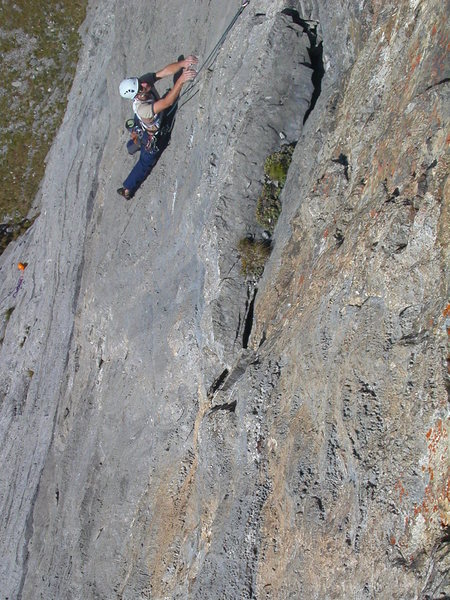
[117, 187, 131, 200]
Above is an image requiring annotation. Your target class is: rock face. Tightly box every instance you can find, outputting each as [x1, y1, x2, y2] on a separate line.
[0, 0, 448, 599]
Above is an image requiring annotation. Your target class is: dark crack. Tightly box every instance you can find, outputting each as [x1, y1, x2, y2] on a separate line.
[281, 9, 324, 123]
[243, 287, 257, 349]
[209, 399, 237, 413]
[208, 369, 230, 398]
[425, 77, 450, 91]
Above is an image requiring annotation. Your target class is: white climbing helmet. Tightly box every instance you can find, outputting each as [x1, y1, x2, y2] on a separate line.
[119, 77, 139, 99]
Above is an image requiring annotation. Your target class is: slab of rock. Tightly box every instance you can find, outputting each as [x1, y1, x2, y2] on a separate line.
[0, 0, 448, 599]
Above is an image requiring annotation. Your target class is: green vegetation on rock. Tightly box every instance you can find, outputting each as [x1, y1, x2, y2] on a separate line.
[263, 144, 294, 186]
[238, 144, 295, 279]
[237, 237, 271, 280]
[0, 0, 88, 239]
[255, 181, 282, 233]
[5, 306, 15, 322]
[256, 143, 295, 234]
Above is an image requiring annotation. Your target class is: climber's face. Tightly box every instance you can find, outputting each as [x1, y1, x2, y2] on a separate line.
[136, 82, 152, 100]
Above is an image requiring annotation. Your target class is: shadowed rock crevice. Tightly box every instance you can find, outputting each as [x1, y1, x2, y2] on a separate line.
[207, 368, 229, 398]
[242, 286, 257, 349]
[208, 350, 258, 413]
[425, 77, 450, 91]
[209, 399, 237, 413]
[208, 7, 314, 363]
[281, 8, 324, 123]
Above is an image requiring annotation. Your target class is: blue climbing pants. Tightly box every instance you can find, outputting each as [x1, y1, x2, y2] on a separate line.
[123, 131, 159, 196]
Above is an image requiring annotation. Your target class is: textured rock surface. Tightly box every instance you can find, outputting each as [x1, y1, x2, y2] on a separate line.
[0, 0, 448, 599]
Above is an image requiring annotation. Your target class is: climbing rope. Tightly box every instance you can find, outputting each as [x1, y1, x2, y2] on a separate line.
[166, 0, 250, 116]
[12, 275, 24, 299]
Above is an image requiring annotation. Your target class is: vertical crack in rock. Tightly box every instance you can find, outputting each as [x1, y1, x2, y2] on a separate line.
[208, 351, 258, 411]
[242, 287, 257, 349]
[208, 368, 230, 398]
[281, 9, 324, 123]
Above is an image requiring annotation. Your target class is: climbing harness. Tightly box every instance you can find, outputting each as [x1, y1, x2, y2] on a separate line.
[125, 113, 160, 155]
[167, 0, 250, 116]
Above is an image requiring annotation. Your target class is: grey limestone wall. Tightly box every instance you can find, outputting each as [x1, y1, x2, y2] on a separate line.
[0, 0, 448, 599]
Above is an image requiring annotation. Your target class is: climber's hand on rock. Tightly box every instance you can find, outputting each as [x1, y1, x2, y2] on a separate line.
[179, 68, 197, 84]
[182, 55, 198, 69]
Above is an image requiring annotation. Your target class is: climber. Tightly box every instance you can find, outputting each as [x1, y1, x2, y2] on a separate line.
[117, 55, 198, 200]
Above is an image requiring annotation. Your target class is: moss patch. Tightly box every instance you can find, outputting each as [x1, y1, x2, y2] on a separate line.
[5, 306, 15, 321]
[0, 0, 88, 247]
[264, 145, 294, 185]
[255, 182, 282, 233]
[238, 145, 295, 279]
[256, 144, 295, 234]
